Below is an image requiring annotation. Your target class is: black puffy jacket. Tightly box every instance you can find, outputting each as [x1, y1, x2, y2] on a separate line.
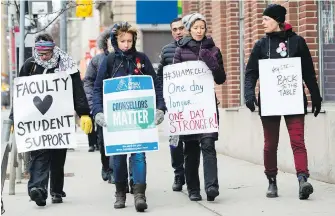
[244, 25, 321, 115]
[157, 41, 178, 77]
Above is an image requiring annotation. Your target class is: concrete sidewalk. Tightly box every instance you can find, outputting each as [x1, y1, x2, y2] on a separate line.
[2, 132, 335, 216]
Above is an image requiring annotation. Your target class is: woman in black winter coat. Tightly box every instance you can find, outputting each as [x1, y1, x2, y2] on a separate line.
[244, 4, 322, 200]
[83, 27, 134, 191]
[92, 22, 166, 212]
[9, 33, 92, 206]
[173, 13, 226, 202]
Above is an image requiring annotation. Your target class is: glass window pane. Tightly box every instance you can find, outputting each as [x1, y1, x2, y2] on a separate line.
[321, 0, 335, 101]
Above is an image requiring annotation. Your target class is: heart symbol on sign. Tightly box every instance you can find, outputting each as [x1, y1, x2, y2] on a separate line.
[33, 95, 53, 115]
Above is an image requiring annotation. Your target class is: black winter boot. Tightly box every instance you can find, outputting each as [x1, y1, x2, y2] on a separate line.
[88, 146, 95, 152]
[266, 176, 278, 198]
[172, 175, 184, 192]
[206, 186, 219, 201]
[133, 184, 148, 212]
[30, 187, 47, 207]
[188, 191, 202, 201]
[50, 191, 66, 197]
[114, 182, 127, 209]
[101, 168, 109, 181]
[298, 174, 313, 200]
[51, 193, 63, 204]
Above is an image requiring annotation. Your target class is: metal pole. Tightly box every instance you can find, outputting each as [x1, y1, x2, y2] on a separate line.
[8, 12, 15, 108]
[1, 120, 13, 194]
[15, 154, 22, 184]
[18, 0, 25, 74]
[8, 135, 17, 195]
[60, 1, 67, 51]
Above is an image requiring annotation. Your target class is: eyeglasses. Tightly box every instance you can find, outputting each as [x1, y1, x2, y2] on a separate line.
[37, 51, 52, 57]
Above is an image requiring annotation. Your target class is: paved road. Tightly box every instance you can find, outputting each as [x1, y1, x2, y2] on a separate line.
[1, 110, 335, 215]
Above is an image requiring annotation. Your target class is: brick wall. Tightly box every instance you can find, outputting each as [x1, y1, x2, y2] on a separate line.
[182, 0, 198, 15]
[211, 1, 228, 107]
[225, 1, 240, 107]
[181, 0, 321, 108]
[298, 1, 319, 100]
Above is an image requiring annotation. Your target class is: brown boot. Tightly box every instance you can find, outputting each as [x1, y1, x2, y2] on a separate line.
[114, 182, 127, 209]
[133, 184, 148, 212]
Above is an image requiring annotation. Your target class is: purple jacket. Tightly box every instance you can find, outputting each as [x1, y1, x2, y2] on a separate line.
[173, 36, 226, 142]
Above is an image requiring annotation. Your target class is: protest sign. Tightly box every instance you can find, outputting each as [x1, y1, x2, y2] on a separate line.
[13, 72, 76, 153]
[103, 75, 159, 156]
[259, 57, 304, 116]
[163, 60, 218, 136]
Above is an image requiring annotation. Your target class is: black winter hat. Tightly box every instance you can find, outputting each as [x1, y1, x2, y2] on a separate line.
[263, 4, 287, 23]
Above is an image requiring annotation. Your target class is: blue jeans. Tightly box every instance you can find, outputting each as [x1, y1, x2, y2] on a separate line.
[113, 153, 145, 184]
[109, 154, 133, 180]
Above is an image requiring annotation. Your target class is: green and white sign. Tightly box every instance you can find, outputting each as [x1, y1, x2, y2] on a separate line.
[103, 75, 159, 155]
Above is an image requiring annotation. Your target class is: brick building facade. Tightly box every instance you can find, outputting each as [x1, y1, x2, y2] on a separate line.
[181, 0, 335, 108]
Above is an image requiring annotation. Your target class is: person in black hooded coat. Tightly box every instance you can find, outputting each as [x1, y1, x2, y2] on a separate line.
[9, 33, 92, 207]
[244, 4, 322, 200]
[92, 22, 166, 212]
[83, 26, 134, 191]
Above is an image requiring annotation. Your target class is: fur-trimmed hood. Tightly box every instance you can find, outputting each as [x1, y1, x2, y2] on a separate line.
[96, 26, 113, 52]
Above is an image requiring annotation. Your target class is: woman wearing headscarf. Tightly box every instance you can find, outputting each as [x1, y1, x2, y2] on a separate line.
[92, 22, 166, 212]
[244, 4, 322, 200]
[9, 33, 92, 206]
[173, 13, 226, 202]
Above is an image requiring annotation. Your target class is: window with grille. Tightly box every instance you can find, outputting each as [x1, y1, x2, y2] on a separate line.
[320, 0, 335, 102]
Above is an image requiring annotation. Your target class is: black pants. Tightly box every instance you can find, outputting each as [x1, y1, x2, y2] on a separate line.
[88, 121, 97, 147]
[97, 125, 110, 171]
[170, 140, 185, 180]
[28, 149, 67, 198]
[184, 138, 218, 193]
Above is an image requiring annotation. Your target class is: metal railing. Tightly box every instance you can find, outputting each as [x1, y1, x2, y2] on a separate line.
[1, 119, 29, 214]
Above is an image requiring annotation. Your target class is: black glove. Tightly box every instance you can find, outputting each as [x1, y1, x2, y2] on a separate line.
[245, 95, 258, 112]
[311, 96, 322, 117]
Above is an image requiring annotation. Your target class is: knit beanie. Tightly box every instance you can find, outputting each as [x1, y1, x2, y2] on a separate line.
[182, 13, 206, 31]
[263, 4, 287, 23]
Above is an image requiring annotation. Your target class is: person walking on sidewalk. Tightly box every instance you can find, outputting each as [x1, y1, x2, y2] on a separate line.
[244, 4, 322, 200]
[157, 17, 187, 192]
[83, 28, 114, 182]
[9, 33, 92, 206]
[86, 116, 98, 152]
[83, 27, 134, 190]
[92, 22, 166, 212]
[173, 13, 226, 202]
